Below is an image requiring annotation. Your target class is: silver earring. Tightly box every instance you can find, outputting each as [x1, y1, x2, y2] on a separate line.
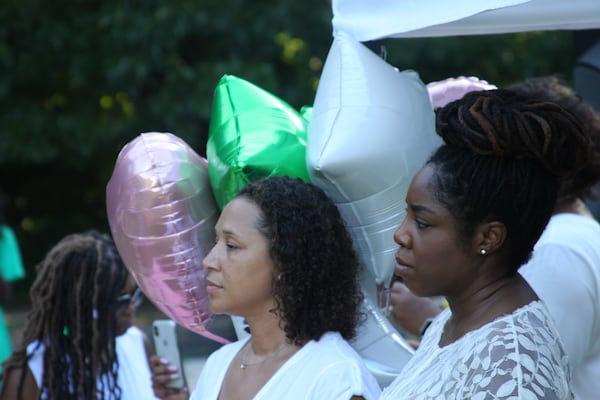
[479, 248, 487, 255]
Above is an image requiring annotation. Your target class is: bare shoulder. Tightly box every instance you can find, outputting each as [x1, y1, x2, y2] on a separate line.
[0, 366, 39, 400]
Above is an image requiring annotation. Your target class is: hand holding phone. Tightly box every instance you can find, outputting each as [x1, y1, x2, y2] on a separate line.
[152, 319, 186, 390]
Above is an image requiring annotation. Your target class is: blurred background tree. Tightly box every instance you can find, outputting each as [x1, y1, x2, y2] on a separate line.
[0, 0, 591, 300]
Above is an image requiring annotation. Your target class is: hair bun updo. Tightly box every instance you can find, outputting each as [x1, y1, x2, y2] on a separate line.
[435, 88, 592, 178]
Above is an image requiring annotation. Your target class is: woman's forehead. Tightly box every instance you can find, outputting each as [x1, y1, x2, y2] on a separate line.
[216, 197, 262, 233]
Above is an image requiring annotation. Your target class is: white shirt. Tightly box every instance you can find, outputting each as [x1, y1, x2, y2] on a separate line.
[191, 331, 381, 400]
[520, 213, 600, 399]
[380, 301, 572, 399]
[27, 326, 158, 399]
[116, 326, 158, 399]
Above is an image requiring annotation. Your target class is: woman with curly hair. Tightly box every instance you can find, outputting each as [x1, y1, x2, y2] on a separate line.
[151, 176, 381, 400]
[0, 230, 158, 400]
[381, 89, 592, 399]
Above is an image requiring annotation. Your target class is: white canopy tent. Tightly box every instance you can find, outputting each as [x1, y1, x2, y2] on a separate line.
[332, 0, 600, 40]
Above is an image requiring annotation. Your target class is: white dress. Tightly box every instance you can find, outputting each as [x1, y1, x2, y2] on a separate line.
[380, 301, 572, 400]
[115, 326, 159, 399]
[27, 326, 158, 399]
[520, 213, 600, 399]
[190, 331, 382, 400]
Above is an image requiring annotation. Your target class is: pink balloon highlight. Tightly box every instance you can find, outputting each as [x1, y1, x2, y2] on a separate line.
[426, 76, 497, 109]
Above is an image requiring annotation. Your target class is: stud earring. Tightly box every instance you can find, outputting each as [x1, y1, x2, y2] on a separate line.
[479, 248, 487, 255]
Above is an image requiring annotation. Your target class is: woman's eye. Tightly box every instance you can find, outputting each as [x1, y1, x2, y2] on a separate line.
[415, 219, 430, 229]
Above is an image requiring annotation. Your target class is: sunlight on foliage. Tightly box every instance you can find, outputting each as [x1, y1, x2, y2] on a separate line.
[43, 93, 67, 110]
[99, 95, 114, 110]
[275, 32, 306, 64]
[115, 92, 134, 116]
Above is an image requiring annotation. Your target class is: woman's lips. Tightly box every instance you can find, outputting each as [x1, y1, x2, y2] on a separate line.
[394, 256, 413, 277]
[206, 280, 222, 294]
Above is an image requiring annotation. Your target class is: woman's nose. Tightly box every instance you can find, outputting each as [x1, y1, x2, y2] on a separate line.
[393, 219, 410, 248]
[202, 245, 219, 271]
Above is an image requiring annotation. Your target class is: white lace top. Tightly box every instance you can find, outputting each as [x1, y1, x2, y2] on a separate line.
[380, 301, 572, 399]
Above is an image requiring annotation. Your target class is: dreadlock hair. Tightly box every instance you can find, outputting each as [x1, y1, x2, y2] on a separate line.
[0, 230, 129, 399]
[509, 76, 600, 208]
[237, 176, 364, 346]
[430, 89, 592, 274]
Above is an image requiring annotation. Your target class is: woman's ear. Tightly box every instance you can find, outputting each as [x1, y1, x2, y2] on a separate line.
[473, 221, 506, 255]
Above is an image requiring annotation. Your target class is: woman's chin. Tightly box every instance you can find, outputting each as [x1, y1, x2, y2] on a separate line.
[116, 323, 133, 336]
[208, 300, 225, 315]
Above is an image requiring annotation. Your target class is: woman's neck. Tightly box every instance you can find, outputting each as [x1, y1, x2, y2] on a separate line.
[553, 197, 594, 218]
[244, 313, 290, 354]
[441, 274, 536, 346]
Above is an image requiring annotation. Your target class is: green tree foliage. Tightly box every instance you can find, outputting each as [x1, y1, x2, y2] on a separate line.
[0, 0, 581, 295]
[0, 0, 332, 292]
[0, 0, 331, 165]
[383, 31, 575, 87]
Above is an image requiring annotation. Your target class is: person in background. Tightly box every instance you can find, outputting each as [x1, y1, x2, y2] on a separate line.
[388, 77, 600, 399]
[381, 89, 591, 398]
[0, 230, 158, 400]
[510, 76, 600, 399]
[151, 176, 381, 400]
[0, 192, 25, 372]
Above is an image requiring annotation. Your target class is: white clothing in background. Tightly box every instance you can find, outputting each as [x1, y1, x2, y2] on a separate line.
[521, 213, 600, 399]
[116, 326, 158, 399]
[27, 326, 157, 399]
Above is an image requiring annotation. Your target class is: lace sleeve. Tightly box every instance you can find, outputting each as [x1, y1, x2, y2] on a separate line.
[457, 308, 572, 399]
[381, 302, 572, 400]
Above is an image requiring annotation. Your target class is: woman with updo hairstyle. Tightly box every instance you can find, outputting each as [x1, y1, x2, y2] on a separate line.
[381, 89, 591, 399]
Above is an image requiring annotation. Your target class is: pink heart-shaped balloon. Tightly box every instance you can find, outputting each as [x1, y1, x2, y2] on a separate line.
[106, 132, 228, 344]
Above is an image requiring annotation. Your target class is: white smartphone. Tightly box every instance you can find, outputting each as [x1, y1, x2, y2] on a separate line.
[152, 319, 186, 389]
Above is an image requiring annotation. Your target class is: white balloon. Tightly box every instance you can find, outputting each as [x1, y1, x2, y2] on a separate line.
[307, 32, 442, 295]
[306, 31, 443, 385]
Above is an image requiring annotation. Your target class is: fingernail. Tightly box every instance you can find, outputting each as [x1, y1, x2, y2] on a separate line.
[167, 365, 178, 372]
[169, 373, 180, 380]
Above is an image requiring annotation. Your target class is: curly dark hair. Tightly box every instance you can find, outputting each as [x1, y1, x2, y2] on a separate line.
[0, 230, 129, 399]
[430, 89, 592, 274]
[237, 176, 364, 345]
[509, 76, 600, 207]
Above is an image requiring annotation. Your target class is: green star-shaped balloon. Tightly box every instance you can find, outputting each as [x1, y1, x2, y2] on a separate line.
[207, 74, 311, 209]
